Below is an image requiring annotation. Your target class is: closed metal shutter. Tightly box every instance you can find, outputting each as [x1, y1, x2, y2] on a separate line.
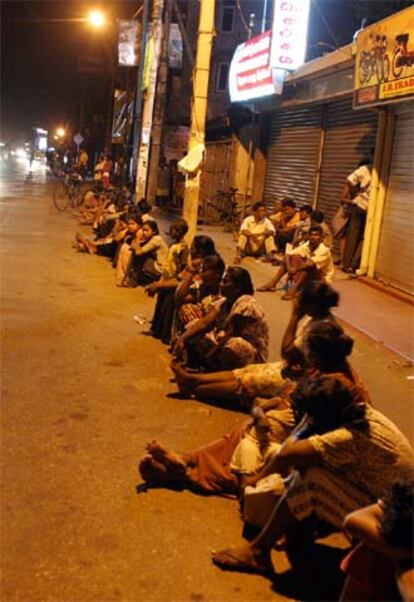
[375, 102, 414, 294]
[264, 105, 323, 210]
[316, 97, 378, 226]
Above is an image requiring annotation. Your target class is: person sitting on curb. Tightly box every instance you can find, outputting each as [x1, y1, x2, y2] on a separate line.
[270, 198, 300, 253]
[340, 478, 414, 602]
[292, 204, 313, 245]
[234, 202, 277, 265]
[210, 376, 414, 576]
[257, 225, 334, 299]
[311, 209, 334, 249]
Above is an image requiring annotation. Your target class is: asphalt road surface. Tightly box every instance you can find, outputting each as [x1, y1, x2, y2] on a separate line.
[1, 157, 412, 602]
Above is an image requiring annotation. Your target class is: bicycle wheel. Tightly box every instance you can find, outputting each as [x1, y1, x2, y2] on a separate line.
[53, 182, 70, 211]
[70, 183, 84, 208]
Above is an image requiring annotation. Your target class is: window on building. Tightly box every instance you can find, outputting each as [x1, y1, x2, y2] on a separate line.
[221, 4, 234, 33]
[216, 63, 229, 92]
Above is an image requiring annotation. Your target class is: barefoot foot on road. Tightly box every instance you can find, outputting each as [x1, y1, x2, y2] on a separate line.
[211, 545, 274, 575]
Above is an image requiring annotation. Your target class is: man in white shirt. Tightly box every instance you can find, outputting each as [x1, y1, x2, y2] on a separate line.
[235, 201, 277, 264]
[342, 156, 373, 273]
[257, 225, 334, 299]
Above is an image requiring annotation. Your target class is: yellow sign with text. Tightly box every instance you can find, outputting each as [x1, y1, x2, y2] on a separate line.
[354, 6, 414, 108]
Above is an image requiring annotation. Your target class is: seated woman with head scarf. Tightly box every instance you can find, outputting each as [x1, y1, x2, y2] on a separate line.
[173, 266, 269, 372]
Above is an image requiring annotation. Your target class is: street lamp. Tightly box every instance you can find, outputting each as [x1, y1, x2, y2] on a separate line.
[87, 9, 106, 28]
[56, 127, 66, 138]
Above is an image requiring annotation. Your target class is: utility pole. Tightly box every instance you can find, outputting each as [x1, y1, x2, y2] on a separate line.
[135, 0, 165, 200]
[146, 0, 173, 205]
[131, 0, 149, 180]
[182, 0, 215, 241]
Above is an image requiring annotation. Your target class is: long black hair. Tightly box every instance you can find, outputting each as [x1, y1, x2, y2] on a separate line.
[305, 321, 353, 374]
[225, 266, 254, 295]
[191, 235, 216, 258]
[291, 374, 368, 434]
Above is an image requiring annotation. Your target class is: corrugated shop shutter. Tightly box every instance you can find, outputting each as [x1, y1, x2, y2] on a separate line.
[264, 105, 323, 210]
[375, 102, 414, 295]
[316, 97, 378, 226]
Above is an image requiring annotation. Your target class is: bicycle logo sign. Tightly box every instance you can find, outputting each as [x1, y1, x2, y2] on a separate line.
[354, 6, 414, 108]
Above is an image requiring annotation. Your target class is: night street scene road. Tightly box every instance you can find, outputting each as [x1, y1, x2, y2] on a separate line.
[1, 1, 413, 601]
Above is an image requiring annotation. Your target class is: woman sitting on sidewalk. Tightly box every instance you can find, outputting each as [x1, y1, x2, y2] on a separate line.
[340, 478, 414, 601]
[144, 218, 189, 344]
[116, 219, 168, 287]
[171, 280, 341, 405]
[75, 209, 139, 259]
[138, 321, 367, 496]
[210, 376, 413, 575]
[173, 266, 269, 371]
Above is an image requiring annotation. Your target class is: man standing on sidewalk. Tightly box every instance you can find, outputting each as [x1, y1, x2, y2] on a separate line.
[342, 155, 373, 273]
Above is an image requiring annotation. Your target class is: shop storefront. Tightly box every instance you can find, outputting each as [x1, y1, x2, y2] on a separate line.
[374, 102, 413, 293]
[264, 94, 378, 226]
[354, 6, 414, 294]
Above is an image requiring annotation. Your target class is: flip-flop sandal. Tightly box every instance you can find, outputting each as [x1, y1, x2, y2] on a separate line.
[211, 549, 273, 575]
[257, 287, 276, 293]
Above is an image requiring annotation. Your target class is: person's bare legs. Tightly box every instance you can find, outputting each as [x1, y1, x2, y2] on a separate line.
[212, 495, 297, 574]
[145, 440, 186, 471]
[193, 381, 240, 403]
[171, 361, 236, 395]
[257, 264, 286, 292]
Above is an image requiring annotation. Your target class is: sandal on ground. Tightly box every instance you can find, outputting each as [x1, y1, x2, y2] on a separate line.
[257, 285, 276, 292]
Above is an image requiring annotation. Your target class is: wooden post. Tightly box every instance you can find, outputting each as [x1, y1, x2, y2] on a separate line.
[182, 0, 215, 241]
[146, 0, 173, 205]
[135, 0, 165, 200]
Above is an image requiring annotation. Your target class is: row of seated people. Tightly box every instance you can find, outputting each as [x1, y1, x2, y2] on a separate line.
[72, 194, 413, 600]
[139, 280, 414, 600]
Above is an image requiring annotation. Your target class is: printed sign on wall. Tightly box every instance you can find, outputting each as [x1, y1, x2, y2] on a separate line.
[354, 6, 414, 108]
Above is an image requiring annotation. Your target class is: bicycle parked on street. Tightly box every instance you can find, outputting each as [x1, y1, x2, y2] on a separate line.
[52, 170, 84, 211]
[198, 188, 244, 238]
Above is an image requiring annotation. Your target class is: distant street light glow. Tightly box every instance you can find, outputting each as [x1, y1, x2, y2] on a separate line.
[88, 10, 106, 28]
[56, 128, 66, 138]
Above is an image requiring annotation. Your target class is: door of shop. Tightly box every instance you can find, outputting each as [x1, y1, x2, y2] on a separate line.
[316, 97, 378, 226]
[375, 102, 414, 295]
[263, 105, 323, 211]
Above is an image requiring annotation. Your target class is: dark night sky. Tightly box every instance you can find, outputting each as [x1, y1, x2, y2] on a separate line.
[1, 1, 410, 143]
[1, 0, 138, 142]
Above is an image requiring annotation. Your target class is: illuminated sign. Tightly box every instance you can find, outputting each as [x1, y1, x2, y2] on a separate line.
[354, 6, 414, 108]
[271, 0, 311, 71]
[229, 31, 284, 102]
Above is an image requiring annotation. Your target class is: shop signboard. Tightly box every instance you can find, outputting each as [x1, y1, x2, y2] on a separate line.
[270, 0, 311, 71]
[169, 24, 182, 69]
[111, 89, 134, 144]
[118, 19, 141, 67]
[354, 6, 414, 109]
[229, 31, 284, 102]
